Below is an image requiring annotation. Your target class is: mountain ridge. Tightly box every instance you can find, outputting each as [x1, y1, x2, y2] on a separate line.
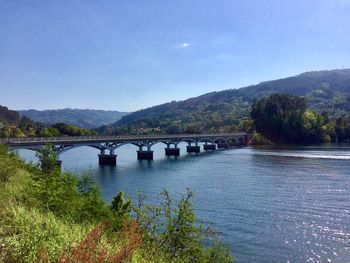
[98, 68, 350, 135]
[19, 108, 130, 129]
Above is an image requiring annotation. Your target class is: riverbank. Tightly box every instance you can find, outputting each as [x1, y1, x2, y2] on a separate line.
[0, 145, 232, 262]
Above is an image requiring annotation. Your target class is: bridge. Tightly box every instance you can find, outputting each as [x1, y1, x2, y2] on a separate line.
[0, 133, 251, 166]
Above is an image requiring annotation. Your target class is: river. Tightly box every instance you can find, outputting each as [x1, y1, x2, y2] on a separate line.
[18, 143, 350, 262]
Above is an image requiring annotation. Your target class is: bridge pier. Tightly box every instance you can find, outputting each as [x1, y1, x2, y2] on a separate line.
[187, 143, 200, 153]
[99, 154, 117, 165]
[204, 144, 216, 151]
[165, 147, 180, 156]
[137, 146, 154, 160]
[98, 149, 117, 165]
[217, 143, 229, 149]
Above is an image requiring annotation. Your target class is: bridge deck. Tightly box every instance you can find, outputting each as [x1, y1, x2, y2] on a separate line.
[0, 133, 248, 146]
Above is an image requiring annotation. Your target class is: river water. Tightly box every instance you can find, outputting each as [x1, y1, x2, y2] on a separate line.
[18, 143, 350, 262]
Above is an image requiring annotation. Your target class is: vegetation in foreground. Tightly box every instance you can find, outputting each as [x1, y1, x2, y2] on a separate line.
[0, 145, 232, 262]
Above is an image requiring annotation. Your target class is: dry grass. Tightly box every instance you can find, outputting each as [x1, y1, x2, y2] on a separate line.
[36, 220, 142, 263]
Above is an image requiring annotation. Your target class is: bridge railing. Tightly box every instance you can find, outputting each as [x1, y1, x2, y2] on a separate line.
[0, 133, 248, 145]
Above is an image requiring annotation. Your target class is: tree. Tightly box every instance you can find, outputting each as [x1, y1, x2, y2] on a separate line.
[251, 93, 308, 143]
[111, 191, 132, 220]
[335, 115, 350, 142]
[75, 173, 112, 222]
[32, 145, 68, 211]
[36, 145, 60, 173]
[302, 111, 328, 143]
[12, 127, 24, 138]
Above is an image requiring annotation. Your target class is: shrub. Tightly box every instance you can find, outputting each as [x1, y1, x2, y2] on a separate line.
[0, 146, 19, 188]
[133, 189, 233, 262]
[111, 191, 132, 220]
[0, 205, 88, 262]
[249, 132, 272, 146]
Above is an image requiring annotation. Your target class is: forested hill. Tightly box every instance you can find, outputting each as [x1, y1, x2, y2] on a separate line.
[0, 105, 21, 126]
[19, 109, 130, 129]
[97, 69, 350, 135]
[0, 105, 97, 138]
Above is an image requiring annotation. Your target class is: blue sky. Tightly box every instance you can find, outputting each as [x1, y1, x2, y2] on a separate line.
[0, 0, 349, 111]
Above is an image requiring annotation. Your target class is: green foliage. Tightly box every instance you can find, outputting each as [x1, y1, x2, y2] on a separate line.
[160, 189, 205, 260]
[29, 147, 114, 223]
[301, 111, 328, 142]
[0, 105, 98, 138]
[36, 145, 59, 172]
[0, 206, 88, 262]
[0, 146, 232, 263]
[51, 122, 97, 136]
[251, 93, 350, 143]
[29, 166, 78, 214]
[134, 189, 233, 262]
[251, 93, 308, 143]
[0, 147, 18, 187]
[249, 132, 272, 146]
[111, 191, 132, 219]
[75, 173, 114, 223]
[335, 115, 350, 141]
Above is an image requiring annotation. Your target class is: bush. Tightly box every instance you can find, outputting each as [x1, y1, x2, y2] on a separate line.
[249, 132, 272, 146]
[0, 206, 88, 262]
[133, 189, 233, 262]
[0, 151, 18, 188]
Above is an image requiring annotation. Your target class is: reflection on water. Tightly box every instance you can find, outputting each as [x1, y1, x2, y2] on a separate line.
[18, 144, 350, 262]
[254, 150, 350, 160]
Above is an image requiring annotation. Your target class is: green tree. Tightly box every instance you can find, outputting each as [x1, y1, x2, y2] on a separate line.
[251, 93, 308, 143]
[36, 145, 59, 173]
[111, 191, 132, 219]
[335, 115, 350, 141]
[75, 173, 112, 222]
[302, 111, 328, 142]
[11, 127, 24, 138]
[32, 145, 75, 213]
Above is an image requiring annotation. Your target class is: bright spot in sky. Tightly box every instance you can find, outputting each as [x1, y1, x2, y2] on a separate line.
[181, 42, 189, 48]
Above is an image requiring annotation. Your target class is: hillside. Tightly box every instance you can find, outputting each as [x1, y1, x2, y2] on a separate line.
[19, 109, 130, 129]
[0, 105, 97, 138]
[0, 105, 21, 126]
[97, 69, 350, 135]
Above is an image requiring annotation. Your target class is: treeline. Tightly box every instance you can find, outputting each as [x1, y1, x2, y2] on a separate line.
[99, 115, 252, 136]
[0, 105, 96, 138]
[0, 146, 232, 262]
[0, 121, 97, 138]
[19, 108, 129, 129]
[251, 93, 350, 144]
